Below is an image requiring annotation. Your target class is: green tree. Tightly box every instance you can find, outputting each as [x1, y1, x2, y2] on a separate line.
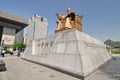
[104, 39, 120, 48]
[12, 43, 26, 49]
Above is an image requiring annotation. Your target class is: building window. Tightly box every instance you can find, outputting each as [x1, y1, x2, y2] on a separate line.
[41, 17, 43, 22]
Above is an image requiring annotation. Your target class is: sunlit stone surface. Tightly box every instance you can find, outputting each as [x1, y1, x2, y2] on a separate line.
[23, 29, 111, 77]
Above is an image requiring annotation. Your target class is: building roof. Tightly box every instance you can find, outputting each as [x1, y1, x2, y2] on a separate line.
[0, 11, 28, 32]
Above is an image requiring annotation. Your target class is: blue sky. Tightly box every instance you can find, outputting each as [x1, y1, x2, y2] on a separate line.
[0, 0, 120, 42]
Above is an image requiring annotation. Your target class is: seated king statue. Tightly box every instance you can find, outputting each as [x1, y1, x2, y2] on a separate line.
[55, 8, 83, 32]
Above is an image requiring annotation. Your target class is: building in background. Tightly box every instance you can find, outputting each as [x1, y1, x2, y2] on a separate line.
[28, 15, 48, 44]
[23, 34, 28, 45]
[0, 11, 28, 47]
[15, 29, 24, 43]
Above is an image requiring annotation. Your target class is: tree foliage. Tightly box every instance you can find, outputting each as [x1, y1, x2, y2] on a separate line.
[12, 43, 26, 49]
[104, 39, 120, 48]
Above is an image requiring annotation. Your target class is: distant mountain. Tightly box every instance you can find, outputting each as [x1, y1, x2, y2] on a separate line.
[104, 39, 120, 48]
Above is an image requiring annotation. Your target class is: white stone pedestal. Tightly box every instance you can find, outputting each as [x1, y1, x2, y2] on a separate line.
[23, 29, 111, 78]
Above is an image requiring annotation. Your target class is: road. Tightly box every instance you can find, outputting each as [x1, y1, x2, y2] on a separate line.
[0, 56, 80, 80]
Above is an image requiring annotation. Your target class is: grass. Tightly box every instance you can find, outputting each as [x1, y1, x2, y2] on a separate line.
[112, 50, 120, 54]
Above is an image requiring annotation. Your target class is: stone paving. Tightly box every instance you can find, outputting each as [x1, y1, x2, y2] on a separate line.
[0, 56, 80, 80]
[86, 54, 120, 80]
[0, 54, 120, 80]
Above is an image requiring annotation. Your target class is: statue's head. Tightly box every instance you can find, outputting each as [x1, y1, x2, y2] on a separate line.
[67, 8, 72, 14]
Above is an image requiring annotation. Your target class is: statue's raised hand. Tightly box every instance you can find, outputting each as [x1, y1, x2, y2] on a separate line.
[56, 13, 62, 20]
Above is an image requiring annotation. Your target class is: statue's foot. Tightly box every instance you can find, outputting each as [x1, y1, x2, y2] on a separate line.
[64, 27, 71, 29]
[55, 29, 62, 32]
[55, 27, 72, 33]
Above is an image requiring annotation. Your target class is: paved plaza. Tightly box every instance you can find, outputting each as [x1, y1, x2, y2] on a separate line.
[0, 54, 120, 80]
[0, 56, 80, 80]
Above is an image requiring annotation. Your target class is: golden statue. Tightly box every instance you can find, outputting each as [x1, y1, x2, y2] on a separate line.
[55, 8, 83, 32]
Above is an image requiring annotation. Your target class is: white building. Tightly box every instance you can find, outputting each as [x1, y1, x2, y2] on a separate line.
[0, 11, 28, 47]
[28, 15, 48, 43]
[15, 29, 24, 43]
[23, 34, 28, 45]
[1, 27, 15, 46]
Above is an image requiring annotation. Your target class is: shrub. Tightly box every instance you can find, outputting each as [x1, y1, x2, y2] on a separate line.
[112, 50, 120, 54]
[12, 43, 26, 49]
